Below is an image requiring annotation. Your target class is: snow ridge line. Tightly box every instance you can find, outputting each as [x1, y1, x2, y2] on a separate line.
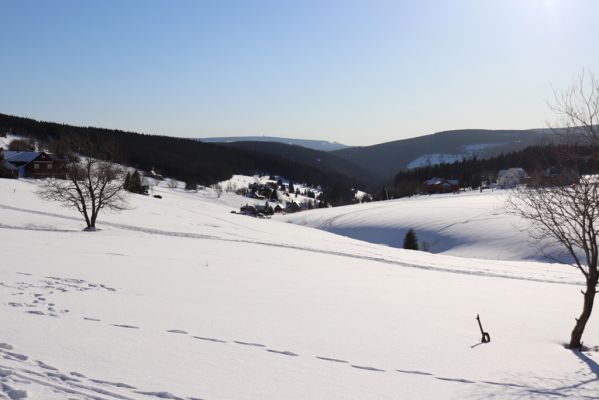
[0, 203, 581, 286]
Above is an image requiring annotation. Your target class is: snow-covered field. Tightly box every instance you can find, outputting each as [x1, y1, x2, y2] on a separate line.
[1, 178, 598, 399]
[279, 190, 565, 262]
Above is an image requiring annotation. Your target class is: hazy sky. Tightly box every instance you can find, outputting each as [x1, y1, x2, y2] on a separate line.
[1, 0, 598, 145]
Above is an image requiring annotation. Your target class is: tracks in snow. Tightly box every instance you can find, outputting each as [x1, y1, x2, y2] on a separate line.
[0, 204, 582, 287]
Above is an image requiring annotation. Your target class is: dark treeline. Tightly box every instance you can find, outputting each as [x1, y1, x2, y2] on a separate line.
[0, 113, 360, 205]
[380, 145, 599, 200]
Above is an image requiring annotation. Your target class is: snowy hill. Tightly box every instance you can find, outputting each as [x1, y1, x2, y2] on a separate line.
[333, 129, 549, 178]
[200, 136, 349, 152]
[406, 143, 507, 169]
[279, 190, 565, 262]
[0, 178, 597, 399]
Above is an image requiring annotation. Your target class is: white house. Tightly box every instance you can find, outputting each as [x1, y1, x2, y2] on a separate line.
[496, 168, 528, 189]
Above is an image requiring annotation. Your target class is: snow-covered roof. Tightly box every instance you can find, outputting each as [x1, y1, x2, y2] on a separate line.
[2, 151, 42, 163]
[497, 168, 527, 178]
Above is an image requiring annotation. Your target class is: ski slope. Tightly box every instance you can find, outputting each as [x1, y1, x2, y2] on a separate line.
[0, 179, 597, 399]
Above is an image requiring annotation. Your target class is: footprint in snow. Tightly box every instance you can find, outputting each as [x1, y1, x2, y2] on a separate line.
[45, 372, 80, 382]
[26, 311, 45, 316]
[166, 329, 188, 334]
[396, 369, 433, 376]
[234, 341, 265, 348]
[0, 382, 28, 399]
[83, 317, 101, 322]
[0, 344, 13, 351]
[351, 365, 385, 372]
[111, 324, 140, 329]
[134, 391, 186, 400]
[435, 377, 475, 384]
[36, 361, 58, 371]
[90, 379, 136, 389]
[267, 349, 298, 357]
[70, 371, 86, 378]
[3, 352, 28, 361]
[316, 356, 348, 363]
[193, 336, 226, 343]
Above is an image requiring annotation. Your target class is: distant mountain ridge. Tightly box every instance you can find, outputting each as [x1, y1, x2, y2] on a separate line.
[216, 141, 380, 186]
[200, 136, 349, 152]
[332, 129, 553, 179]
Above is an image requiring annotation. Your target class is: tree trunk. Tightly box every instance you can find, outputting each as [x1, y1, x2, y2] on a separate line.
[569, 274, 598, 349]
[89, 208, 98, 229]
[82, 209, 91, 228]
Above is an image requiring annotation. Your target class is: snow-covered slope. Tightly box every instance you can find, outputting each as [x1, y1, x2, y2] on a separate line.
[406, 143, 507, 169]
[0, 179, 597, 399]
[407, 153, 465, 169]
[279, 190, 563, 262]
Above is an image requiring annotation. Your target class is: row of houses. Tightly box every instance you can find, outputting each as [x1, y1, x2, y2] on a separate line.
[1, 150, 66, 179]
[419, 168, 530, 194]
[238, 200, 314, 217]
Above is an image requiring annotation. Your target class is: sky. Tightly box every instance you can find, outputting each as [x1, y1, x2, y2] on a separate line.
[1, 0, 598, 146]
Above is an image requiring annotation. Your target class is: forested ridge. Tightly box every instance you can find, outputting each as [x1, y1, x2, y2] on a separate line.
[0, 113, 363, 205]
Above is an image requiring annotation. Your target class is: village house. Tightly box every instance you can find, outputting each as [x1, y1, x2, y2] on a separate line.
[1, 150, 66, 179]
[419, 177, 460, 194]
[496, 168, 528, 189]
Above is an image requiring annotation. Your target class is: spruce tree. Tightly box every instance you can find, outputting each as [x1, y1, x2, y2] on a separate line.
[123, 172, 132, 192]
[130, 170, 143, 193]
[0, 151, 6, 178]
[403, 229, 419, 250]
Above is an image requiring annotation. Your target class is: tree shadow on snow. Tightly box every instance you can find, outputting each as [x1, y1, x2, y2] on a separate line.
[468, 349, 599, 399]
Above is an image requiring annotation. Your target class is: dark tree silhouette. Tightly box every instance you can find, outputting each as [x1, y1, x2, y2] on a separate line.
[403, 229, 419, 250]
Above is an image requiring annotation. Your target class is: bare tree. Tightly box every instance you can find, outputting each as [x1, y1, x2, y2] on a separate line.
[549, 70, 599, 146]
[507, 70, 599, 349]
[38, 155, 127, 231]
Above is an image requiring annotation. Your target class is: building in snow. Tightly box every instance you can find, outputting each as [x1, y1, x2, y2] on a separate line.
[496, 168, 528, 189]
[1, 151, 66, 179]
[419, 178, 460, 194]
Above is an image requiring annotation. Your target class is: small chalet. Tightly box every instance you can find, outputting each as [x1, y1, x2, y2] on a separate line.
[420, 178, 459, 194]
[1, 151, 66, 179]
[272, 203, 285, 214]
